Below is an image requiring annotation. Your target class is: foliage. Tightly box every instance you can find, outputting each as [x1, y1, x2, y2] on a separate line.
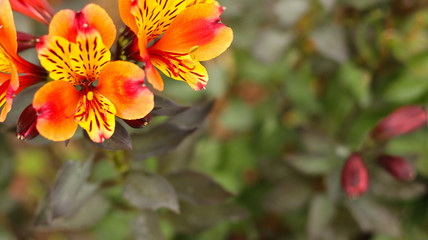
[3, 0, 428, 239]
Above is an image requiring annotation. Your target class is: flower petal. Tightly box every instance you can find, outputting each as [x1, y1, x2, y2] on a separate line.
[49, 4, 116, 48]
[33, 81, 80, 141]
[70, 30, 111, 82]
[151, 3, 233, 61]
[97, 61, 154, 120]
[0, 0, 17, 53]
[74, 91, 116, 143]
[150, 51, 208, 90]
[36, 35, 79, 84]
[9, 0, 54, 25]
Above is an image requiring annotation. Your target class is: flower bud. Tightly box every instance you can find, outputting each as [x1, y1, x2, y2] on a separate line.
[378, 155, 415, 181]
[17, 32, 39, 52]
[123, 114, 151, 129]
[371, 105, 427, 141]
[17, 104, 39, 141]
[341, 153, 369, 198]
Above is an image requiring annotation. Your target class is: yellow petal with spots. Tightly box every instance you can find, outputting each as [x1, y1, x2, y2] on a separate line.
[70, 30, 111, 83]
[128, 0, 216, 43]
[74, 90, 116, 143]
[36, 35, 79, 84]
[150, 51, 208, 91]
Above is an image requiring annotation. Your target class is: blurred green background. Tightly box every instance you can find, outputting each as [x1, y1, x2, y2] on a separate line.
[3, 0, 428, 239]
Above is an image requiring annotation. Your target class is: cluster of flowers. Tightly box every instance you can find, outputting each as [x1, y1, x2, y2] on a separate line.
[341, 105, 427, 198]
[1, 0, 232, 143]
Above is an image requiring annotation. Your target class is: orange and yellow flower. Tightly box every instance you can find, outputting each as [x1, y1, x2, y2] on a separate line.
[0, 0, 46, 122]
[33, 4, 154, 143]
[119, 0, 233, 91]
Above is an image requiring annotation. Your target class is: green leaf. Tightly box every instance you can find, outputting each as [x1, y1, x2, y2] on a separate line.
[285, 154, 333, 175]
[166, 201, 248, 234]
[131, 210, 165, 240]
[383, 74, 428, 104]
[347, 197, 402, 237]
[122, 171, 179, 213]
[166, 170, 233, 205]
[151, 95, 189, 117]
[49, 158, 93, 219]
[263, 179, 312, 213]
[337, 62, 372, 108]
[307, 194, 335, 239]
[132, 122, 197, 161]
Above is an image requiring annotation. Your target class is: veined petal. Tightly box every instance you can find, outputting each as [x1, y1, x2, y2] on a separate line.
[36, 35, 79, 84]
[49, 4, 116, 48]
[97, 61, 154, 120]
[123, 0, 214, 43]
[152, 3, 233, 61]
[70, 30, 111, 82]
[0, 80, 13, 122]
[0, 62, 19, 122]
[0, 0, 17, 53]
[33, 81, 80, 141]
[0, 47, 12, 73]
[150, 50, 208, 90]
[74, 90, 116, 143]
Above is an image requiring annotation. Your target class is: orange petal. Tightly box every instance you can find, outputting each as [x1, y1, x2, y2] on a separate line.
[151, 3, 233, 61]
[118, 0, 138, 34]
[49, 4, 116, 48]
[0, 80, 13, 122]
[0, 0, 17, 53]
[33, 81, 80, 141]
[70, 30, 111, 82]
[150, 51, 208, 90]
[36, 35, 79, 84]
[74, 90, 116, 143]
[80, 4, 116, 48]
[136, 31, 164, 91]
[48, 9, 77, 43]
[97, 61, 154, 119]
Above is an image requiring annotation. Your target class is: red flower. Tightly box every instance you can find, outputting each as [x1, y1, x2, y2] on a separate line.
[341, 153, 369, 198]
[371, 105, 427, 141]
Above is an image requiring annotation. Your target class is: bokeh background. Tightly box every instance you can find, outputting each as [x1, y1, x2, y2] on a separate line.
[3, 0, 428, 239]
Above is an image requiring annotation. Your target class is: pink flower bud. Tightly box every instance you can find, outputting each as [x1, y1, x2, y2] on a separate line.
[123, 114, 151, 129]
[341, 153, 369, 198]
[17, 104, 39, 141]
[378, 155, 415, 181]
[371, 105, 427, 141]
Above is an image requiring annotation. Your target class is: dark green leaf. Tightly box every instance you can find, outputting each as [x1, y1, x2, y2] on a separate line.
[49, 158, 93, 219]
[122, 171, 179, 213]
[151, 95, 189, 117]
[132, 122, 197, 161]
[166, 170, 233, 205]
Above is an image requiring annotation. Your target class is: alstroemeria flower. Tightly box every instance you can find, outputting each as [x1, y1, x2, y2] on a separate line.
[119, 0, 233, 91]
[33, 4, 154, 143]
[0, 0, 46, 122]
[9, 0, 54, 25]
